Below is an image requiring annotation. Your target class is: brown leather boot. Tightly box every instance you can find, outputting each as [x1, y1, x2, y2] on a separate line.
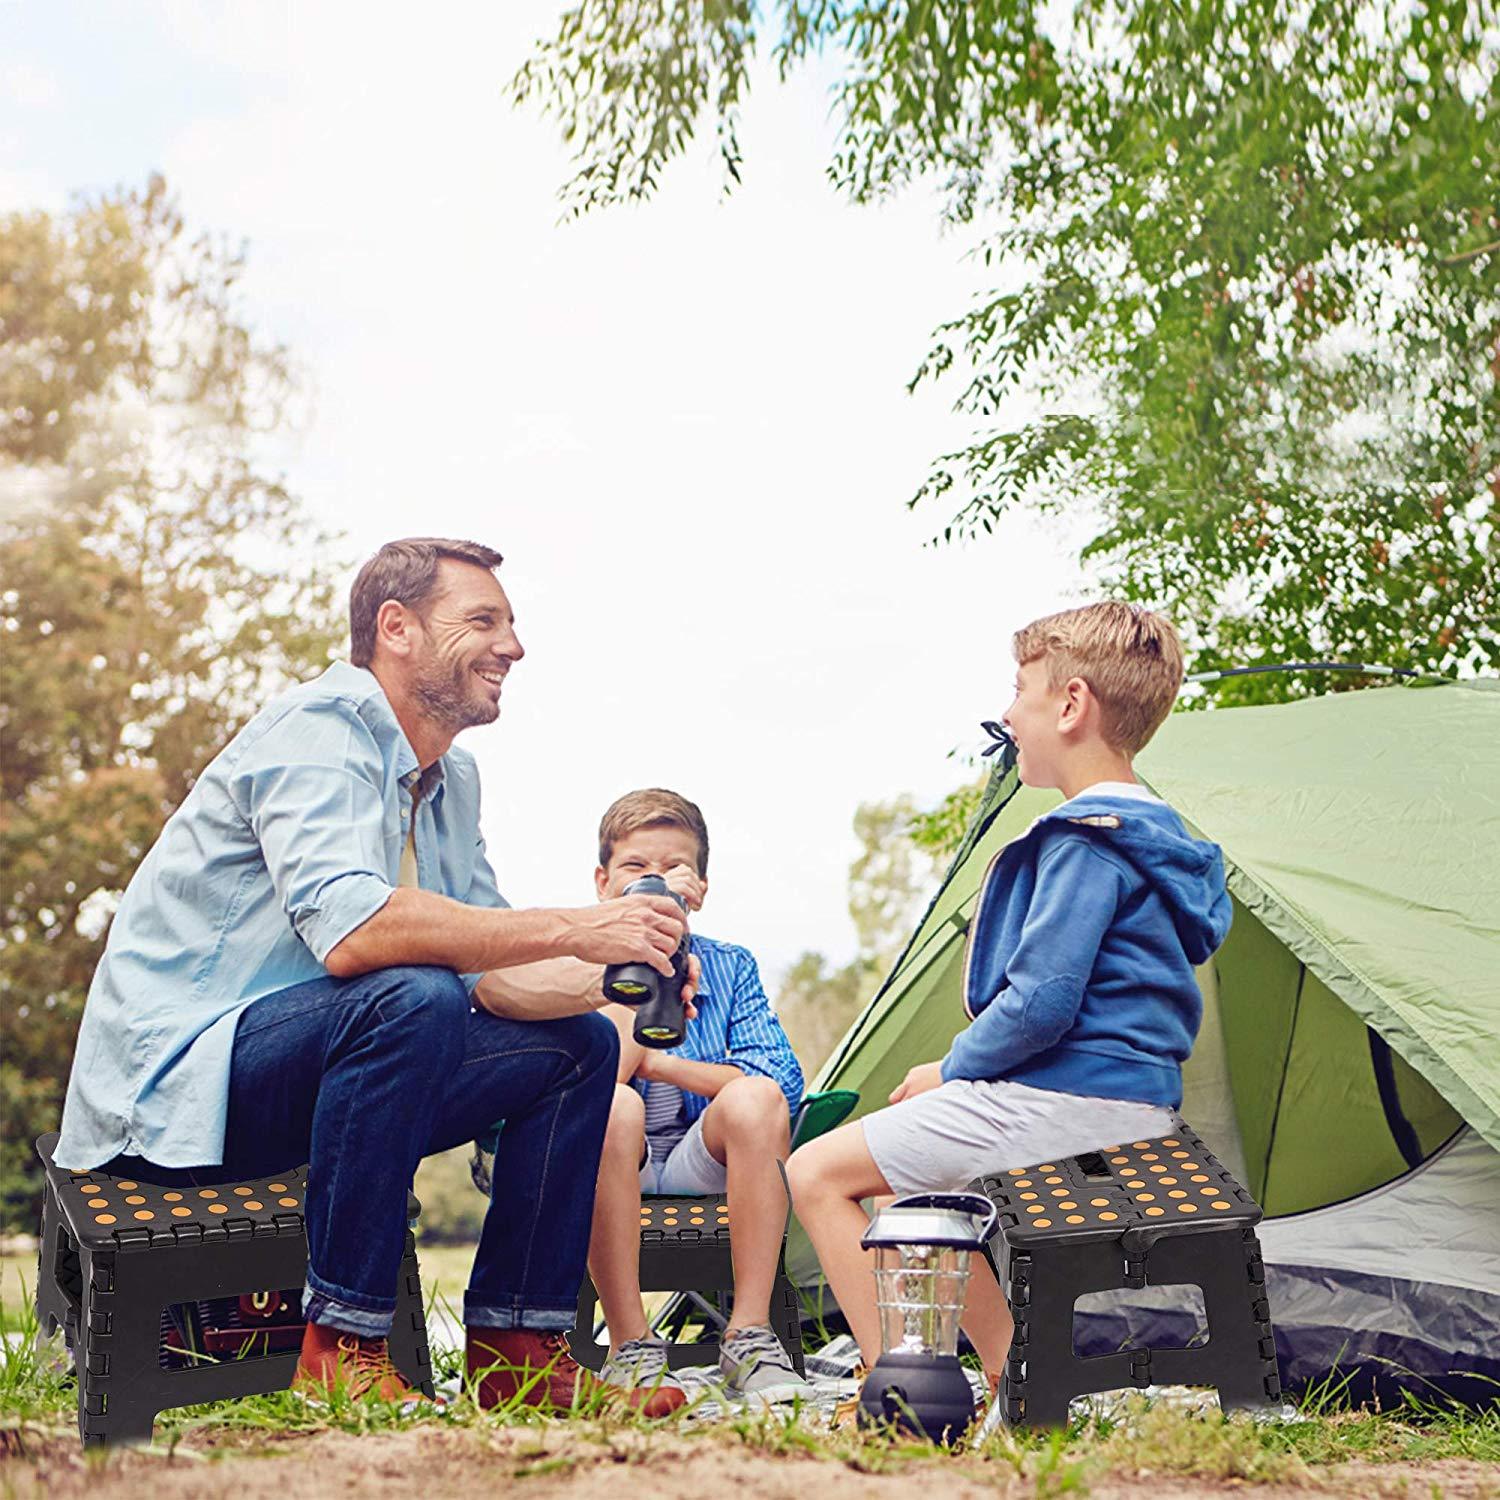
[293, 1320, 432, 1403]
[466, 1327, 686, 1418]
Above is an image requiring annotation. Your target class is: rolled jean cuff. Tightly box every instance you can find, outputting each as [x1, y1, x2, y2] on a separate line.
[464, 1293, 576, 1332]
[303, 1268, 396, 1338]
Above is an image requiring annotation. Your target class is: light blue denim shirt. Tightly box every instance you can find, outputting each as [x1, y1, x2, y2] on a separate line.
[55, 661, 508, 1171]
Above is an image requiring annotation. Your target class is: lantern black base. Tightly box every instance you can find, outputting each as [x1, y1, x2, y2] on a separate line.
[858, 1352, 977, 1443]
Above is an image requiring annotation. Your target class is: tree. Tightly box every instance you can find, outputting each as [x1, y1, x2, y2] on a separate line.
[515, 0, 1499, 699]
[776, 795, 944, 1077]
[0, 178, 344, 1231]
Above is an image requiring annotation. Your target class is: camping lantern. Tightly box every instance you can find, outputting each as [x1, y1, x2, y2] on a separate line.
[858, 1191, 998, 1441]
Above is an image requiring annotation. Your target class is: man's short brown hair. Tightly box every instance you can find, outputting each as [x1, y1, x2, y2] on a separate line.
[1013, 602, 1184, 754]
[349, 537, 505, 668]
[598, 789, 710, 878]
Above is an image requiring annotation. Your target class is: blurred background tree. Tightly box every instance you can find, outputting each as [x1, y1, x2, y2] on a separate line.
[516, 0, 1499, 703]
[776, 796, 944, 1079]
[0, 177, 344, 1232]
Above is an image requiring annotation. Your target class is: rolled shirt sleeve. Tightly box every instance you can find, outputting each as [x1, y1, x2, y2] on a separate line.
[230, 701, 396, 965]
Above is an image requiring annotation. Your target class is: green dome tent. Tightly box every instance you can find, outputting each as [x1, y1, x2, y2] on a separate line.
[791, 680, 1500, 1400]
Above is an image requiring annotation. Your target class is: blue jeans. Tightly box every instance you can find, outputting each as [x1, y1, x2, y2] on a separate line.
[104, 965, 619, 1338]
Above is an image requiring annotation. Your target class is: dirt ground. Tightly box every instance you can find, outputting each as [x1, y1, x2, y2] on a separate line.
[3, 1423, 1498, 1500]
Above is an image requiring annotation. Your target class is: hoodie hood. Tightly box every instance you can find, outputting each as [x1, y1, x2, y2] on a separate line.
[1039, 790, 1232, 965]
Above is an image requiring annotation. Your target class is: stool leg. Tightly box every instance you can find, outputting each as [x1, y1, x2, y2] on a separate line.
[1195, 1230, 1282, 1412]
[999, 1248, 1079, 1429]
[77, 1250, 159, 1448]
[35, 1177, 76, 1343]
[770, 1273, 805, 1376]
[386, 1235, 436, 1397]
[569, 1273, 607, 1370]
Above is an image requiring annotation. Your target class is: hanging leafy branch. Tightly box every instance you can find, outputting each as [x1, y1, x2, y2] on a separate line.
[515, 0, 1499, 694]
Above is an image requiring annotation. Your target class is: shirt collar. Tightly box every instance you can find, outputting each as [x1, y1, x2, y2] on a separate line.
[320, 660, 449, 807]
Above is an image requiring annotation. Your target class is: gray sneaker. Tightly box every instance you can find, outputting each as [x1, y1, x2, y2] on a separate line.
[598, 1336, 688, 1401]
[719, 1324, 809, 1404]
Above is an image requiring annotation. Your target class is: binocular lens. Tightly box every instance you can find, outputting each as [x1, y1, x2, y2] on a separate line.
[638, 1025, 678, 1042]
[608, 980, 651, 999]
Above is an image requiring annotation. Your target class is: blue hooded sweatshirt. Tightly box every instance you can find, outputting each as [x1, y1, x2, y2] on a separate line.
[940, 782, 1232, 1107]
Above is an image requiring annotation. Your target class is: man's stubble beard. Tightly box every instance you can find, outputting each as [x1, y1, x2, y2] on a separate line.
[412, 654, 500, 733]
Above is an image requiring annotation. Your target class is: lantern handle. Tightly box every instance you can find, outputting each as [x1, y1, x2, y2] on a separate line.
[887, 1191, 998, 1245]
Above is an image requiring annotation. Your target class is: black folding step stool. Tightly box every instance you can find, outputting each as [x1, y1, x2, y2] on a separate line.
[978, 1123, 1282, 1427]
[34, 1132, 434, 1447]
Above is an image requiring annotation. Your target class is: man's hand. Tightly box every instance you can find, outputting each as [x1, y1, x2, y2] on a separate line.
[888, 1061, 945, 1105]
[662, 862, 706, 914]
[566, 894, 686, 977]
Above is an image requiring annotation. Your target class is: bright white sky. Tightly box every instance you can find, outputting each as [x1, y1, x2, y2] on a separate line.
[2, 3, 1088, 980]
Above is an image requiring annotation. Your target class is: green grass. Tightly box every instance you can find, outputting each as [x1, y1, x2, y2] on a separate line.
[4, 1244, 1496, 1487]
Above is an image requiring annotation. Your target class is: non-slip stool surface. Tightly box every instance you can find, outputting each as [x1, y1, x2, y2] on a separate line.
[53, 1163, 311, 1250]
[981, 1125, 1261, 1245]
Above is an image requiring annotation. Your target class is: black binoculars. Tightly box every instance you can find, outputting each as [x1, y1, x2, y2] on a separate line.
[602, 874, 690, 1049]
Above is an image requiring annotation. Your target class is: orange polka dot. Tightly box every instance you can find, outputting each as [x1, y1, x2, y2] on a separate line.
[244, 1201, 264, 1211]
[1019, 1192, 1038, 1201]
[133, 1210, 154, 1221]
[1150, 1165, 1167, 1173]
[1191, 1174, 1209, 1183]
[1212, 1201, 1231, 1210]
[1026, 1205, 1045, 1214]
[171, 1207, 192, 1218]
[1007, 1168, 1025, 1176]
[1120, 1167, 1139, 1177]
[124, 1195, 146, 1205]
[1103, 1145, 1120, 1152]
[233, 1187, 253, 1196]
[1136, 1193, 1155, 1202]
[163, 1192, 183, 1202]
[268, 1183, 288, 1192]
[1131, 1142, 1149, 1150]
[1014, 1179, 1033, 1188]
[1110, 1155, 1129, 1165]
[1033, 1218, 1052, 1228]
[198, 1189, 219, 1199]
[1183, 1163, 1201, 1171]
[1090, 1198, 1110, 1207]
[1038, 1165, 1056, 1172]
[116, 1181, 138, 1190]
[209, 1204, 228, 1214]
[1201, 1187, 1220, 1197]
[1065, 1215, 1085, 1225]
[1051, 1188, 1069, 1197]
[1059, 1201, 1077, 1210]
[1178, 1203, 1198, 1213]
[1045, 1176, 1062, 1185]
[1099, 1211, 1118, 1221]
[95, 1214, 116, 1225]
[1140, 1153, 1159, 1162]
[1171, 1151, 1189, 1159]
[279, 1197, 299, 1208]
[1145, 1206, 1164, 1217]
[78, 1185, 100, 1195]
[1162, 1139, 1180, 1147]
[1168, 1190, 1187, 1199]
[88, 1199, 108, 1209]
[1159, 1176, 1178, 1186]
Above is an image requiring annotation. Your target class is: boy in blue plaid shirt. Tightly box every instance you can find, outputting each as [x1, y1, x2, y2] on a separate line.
[587, 789, 806, 1403]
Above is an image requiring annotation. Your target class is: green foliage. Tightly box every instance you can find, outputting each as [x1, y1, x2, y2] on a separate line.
[0, 178, 345, 1233]
[518, 0, 1499, 694]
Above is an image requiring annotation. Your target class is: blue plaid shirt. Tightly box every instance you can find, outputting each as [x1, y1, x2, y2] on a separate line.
[633, 933, 803, 1128]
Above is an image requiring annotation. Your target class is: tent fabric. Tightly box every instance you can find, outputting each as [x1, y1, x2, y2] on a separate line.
[1133, 680, 1500, 1153]
[791, 681, 1500, 1393]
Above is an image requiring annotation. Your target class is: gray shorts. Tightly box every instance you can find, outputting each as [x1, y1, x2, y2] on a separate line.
[640, 1114, 728, 1195]
[861, 1077, 1176, 1196]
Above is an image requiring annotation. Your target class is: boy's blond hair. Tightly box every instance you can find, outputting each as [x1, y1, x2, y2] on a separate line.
[1013, 602, 1184, 754]
[598, 788, 710, 877]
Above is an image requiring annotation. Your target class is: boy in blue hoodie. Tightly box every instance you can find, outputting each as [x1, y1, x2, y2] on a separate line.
[787, 602, 1232, 1386]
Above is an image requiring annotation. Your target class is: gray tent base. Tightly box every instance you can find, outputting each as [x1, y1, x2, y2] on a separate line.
[1064, 1269, 1500, 1407]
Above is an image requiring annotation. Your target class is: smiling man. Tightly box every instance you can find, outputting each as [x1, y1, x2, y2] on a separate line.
[54, 537, 691, 1416]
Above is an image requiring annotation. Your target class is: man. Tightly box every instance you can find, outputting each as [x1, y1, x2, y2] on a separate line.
[55, 537, 691, 1415]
